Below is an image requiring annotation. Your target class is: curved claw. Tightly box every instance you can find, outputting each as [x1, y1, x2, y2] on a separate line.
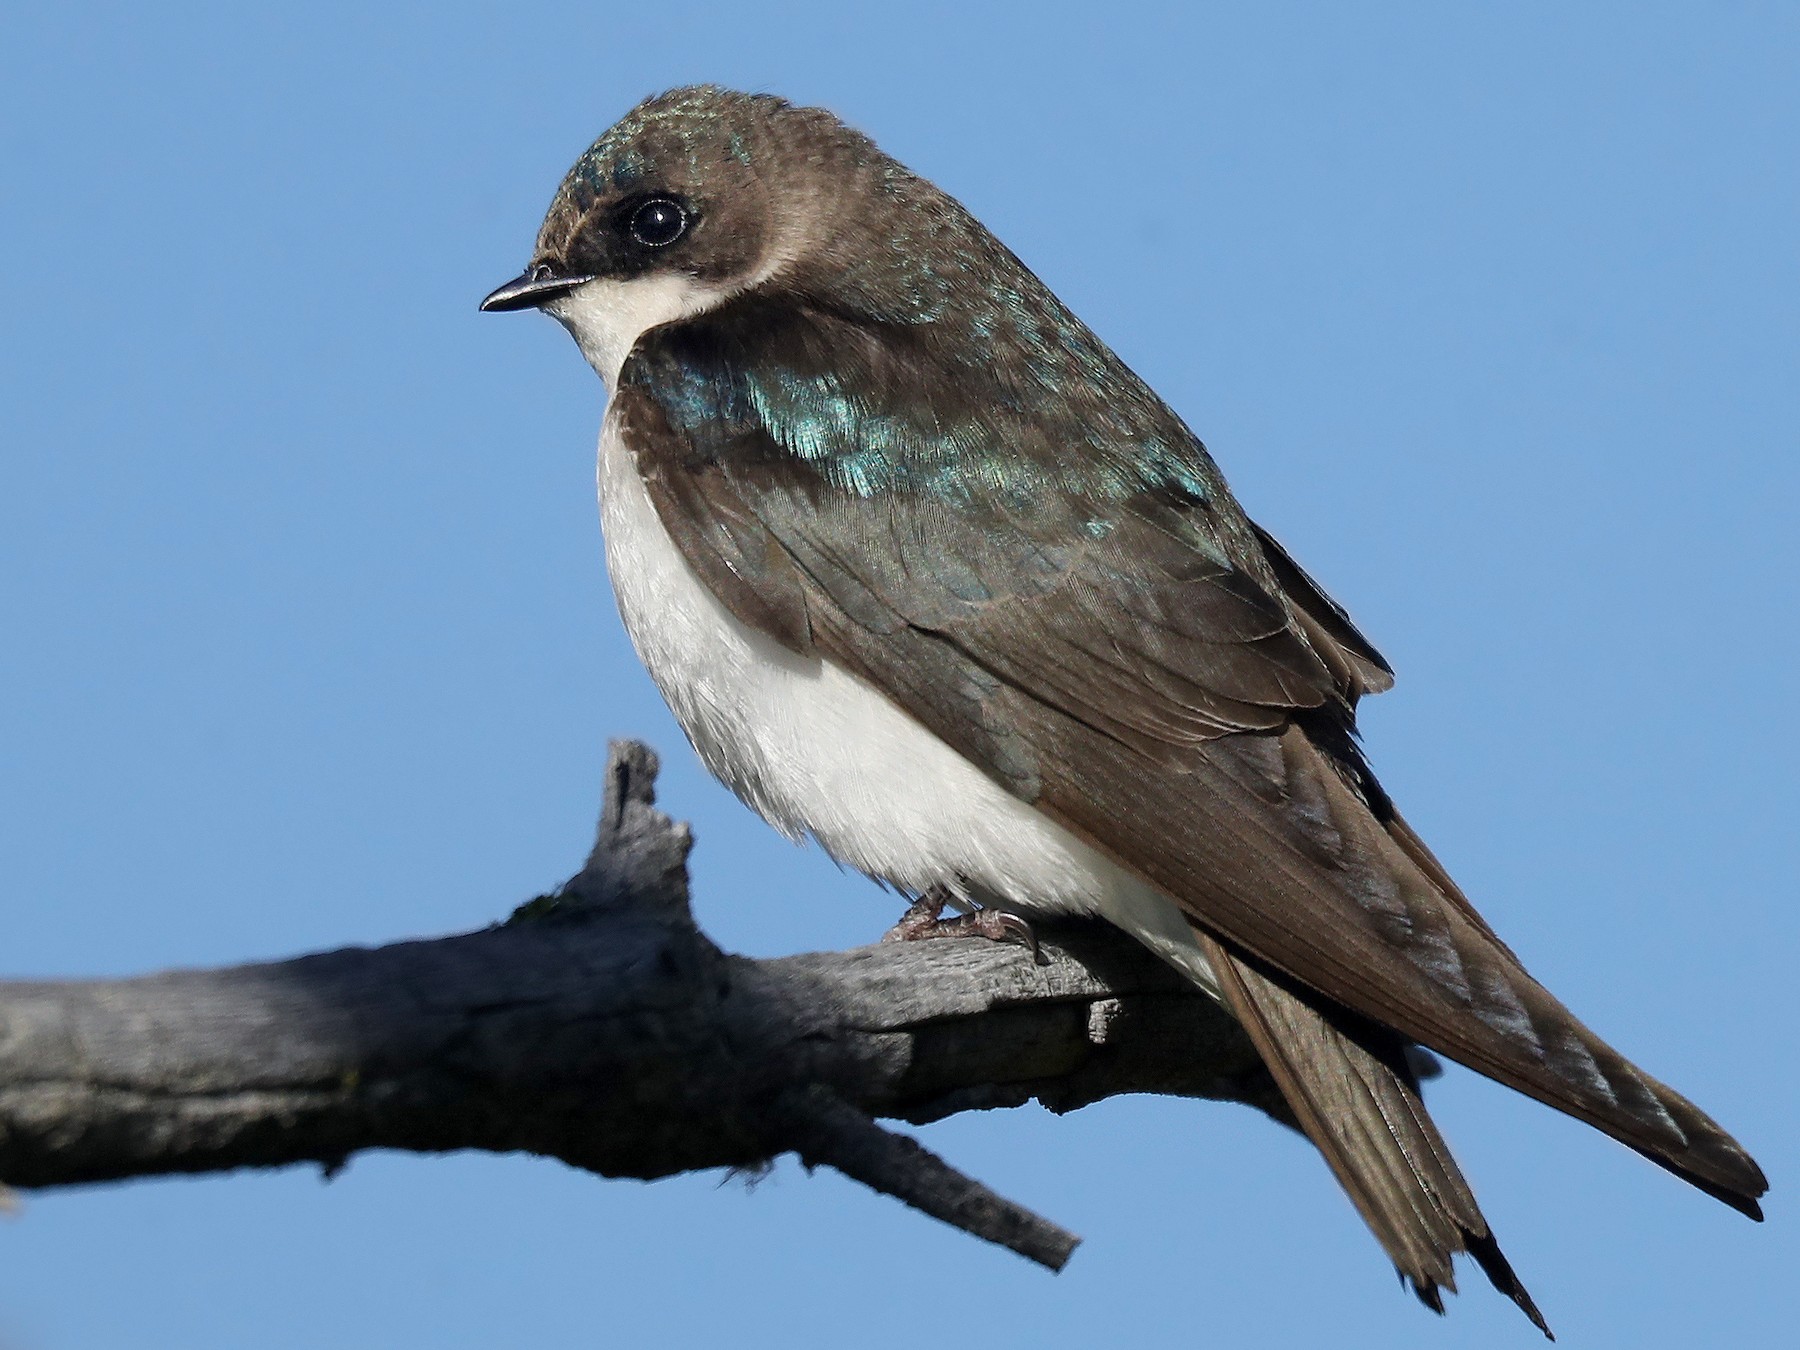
[994, 912, 1045, 965]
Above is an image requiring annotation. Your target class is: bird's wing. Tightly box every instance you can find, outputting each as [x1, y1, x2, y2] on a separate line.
[614, 295, 1767, 1223]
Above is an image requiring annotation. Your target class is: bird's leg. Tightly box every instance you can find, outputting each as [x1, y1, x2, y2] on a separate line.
[882, 889, 955, 942]
[881, 885, 1044, 963]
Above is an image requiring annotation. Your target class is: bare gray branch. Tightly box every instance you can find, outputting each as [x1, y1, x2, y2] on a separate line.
[0, 741, 1274, 1269]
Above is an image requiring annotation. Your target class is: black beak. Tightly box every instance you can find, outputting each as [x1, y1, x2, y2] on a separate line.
[479, 267, 594, 313]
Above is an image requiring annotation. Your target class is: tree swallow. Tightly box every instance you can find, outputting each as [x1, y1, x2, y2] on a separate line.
[482, 86, 1765, 1330]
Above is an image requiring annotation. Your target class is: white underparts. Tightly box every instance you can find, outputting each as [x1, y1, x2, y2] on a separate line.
[553, 271, 1219, 997]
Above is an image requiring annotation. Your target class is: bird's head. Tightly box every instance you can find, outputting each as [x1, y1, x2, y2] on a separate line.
[480, 85, 1007, 386]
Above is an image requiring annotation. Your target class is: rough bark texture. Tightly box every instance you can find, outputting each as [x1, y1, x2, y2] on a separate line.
[0, 741, 1279, 1270]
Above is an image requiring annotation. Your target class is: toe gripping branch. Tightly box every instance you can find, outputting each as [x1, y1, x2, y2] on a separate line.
[882, 888, 1047, 964]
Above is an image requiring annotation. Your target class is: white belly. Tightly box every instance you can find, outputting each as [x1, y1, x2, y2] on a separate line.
[596, 412, 1218, 995]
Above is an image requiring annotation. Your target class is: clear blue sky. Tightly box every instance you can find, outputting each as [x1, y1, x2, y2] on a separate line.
[2, 3, 1795, 1346]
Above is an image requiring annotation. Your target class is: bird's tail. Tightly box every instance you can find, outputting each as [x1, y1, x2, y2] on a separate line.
[1196, 931, 1554, 1338]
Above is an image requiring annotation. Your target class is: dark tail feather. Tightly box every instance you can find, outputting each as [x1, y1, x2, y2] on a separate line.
[1198, 931, 1554, 1339]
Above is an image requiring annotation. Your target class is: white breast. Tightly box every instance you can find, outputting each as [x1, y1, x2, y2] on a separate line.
[596, 412, 1218, 995]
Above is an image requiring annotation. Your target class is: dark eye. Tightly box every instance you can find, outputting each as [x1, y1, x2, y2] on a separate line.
[627, 197, 689, 248]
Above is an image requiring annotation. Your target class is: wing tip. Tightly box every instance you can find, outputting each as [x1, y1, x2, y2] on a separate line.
[1688, 1169, 1766, 1223]
[1628, 1107, 1768, 1221]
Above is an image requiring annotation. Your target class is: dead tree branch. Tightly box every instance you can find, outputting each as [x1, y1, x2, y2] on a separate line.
[0, 741, 1277, 1271]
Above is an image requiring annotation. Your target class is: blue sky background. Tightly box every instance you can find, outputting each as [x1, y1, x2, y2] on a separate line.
[2, 3, 1795, 1346]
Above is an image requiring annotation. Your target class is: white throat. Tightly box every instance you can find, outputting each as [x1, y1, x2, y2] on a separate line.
[545, 273, 729, 391]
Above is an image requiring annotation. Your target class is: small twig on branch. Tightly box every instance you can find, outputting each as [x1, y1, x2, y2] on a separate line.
[0, 741, 1274, 1270]
[774, 1083, 1082, 1271]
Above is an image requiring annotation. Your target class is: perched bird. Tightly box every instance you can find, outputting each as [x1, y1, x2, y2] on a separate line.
[481, 85, 1765, 1331]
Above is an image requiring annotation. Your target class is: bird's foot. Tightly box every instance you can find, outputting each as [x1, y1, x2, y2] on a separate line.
[880, 891, 1044, 964]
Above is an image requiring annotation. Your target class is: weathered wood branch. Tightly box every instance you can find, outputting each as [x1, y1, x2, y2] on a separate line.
[0, 741, 1280, 1271]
